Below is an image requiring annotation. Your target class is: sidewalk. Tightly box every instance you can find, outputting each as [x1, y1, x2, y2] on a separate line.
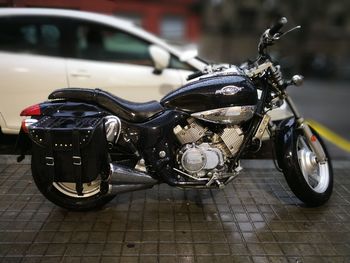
[0, 158, 349, 263]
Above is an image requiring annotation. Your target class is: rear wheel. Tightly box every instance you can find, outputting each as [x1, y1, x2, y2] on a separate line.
[282, 127, 333, 206]
[31, 157, 115, 211]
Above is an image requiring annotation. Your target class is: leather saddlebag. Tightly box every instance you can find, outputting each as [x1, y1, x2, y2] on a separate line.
[28, 116, 109, 194]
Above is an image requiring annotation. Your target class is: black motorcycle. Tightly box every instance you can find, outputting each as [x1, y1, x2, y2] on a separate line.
[19, 17, 333, 210]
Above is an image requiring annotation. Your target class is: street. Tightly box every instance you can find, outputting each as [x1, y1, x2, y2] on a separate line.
[0, 159, 349, 262]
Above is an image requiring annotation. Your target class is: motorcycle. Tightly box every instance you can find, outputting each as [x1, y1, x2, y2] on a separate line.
[18, 17, 333, 211]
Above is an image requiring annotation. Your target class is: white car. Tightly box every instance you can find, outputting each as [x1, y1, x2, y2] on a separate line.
[0, 8, 206, 134]
[0, 8, 290, 135]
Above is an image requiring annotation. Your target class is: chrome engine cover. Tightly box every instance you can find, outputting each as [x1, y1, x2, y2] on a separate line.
[179, 143, 225, 177]
[174, 118, 245, 179]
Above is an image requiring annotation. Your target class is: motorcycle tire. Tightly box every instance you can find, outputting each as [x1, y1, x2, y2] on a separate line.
[282, 126, 333, 207]
[31, 155, 115, 211]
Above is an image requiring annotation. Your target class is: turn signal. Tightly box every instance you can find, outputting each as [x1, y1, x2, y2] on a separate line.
[21, 118, 38, 133]
[291, 75, 304, 86]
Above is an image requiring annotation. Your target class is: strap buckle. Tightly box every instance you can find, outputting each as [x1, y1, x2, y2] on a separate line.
[45, 157, 54, 166]
[72, 156, 82, 166]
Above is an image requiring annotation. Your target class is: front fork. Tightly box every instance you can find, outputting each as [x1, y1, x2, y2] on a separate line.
[284, 94, 327, 163]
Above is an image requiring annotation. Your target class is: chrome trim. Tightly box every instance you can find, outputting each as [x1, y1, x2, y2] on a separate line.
[173, 168, 208, 181]
[104, 115, 121, 144]
[299, 121, 326, 163]
[244, 61, 273, 78]
[108, 163, 158, 195]
[53, 180, 101, 198]
[109, 163, 158, 185]
[292, 74, 304, 86]
[191, 105, 256, 125]
[297, 136, 330, 193]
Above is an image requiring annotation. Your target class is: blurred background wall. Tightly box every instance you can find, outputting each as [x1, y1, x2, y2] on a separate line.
[1, 0, 350, 79]
[201, 0, 350, 80]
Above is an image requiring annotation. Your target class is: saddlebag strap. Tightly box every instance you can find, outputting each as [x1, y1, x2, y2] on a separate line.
[72, 130, 83, 196]
[44, 131, 55, 188]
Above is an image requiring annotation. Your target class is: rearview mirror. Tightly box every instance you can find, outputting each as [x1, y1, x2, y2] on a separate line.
[149, 45, 170, 74]
[179, 49, 198, 62]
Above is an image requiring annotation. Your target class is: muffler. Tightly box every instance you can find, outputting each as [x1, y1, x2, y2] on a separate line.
[107, 163, 158, 195]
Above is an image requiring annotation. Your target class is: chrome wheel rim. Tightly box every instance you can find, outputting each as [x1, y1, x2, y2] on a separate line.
[53, 180, 101, 198]
[297, 136, 329, 193]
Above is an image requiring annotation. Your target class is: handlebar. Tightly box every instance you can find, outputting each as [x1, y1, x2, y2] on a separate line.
[269, 17, 288, 36]
[258, 17, 288, 56]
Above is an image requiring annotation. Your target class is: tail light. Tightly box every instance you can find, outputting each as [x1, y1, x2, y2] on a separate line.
[20, 104, 41, 133]
[20, 104, 41, 116]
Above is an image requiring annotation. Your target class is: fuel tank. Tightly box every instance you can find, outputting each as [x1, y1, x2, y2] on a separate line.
[160, 73, 258, 113]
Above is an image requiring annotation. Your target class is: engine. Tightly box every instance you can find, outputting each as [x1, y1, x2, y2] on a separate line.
[173, 118, 244, 179]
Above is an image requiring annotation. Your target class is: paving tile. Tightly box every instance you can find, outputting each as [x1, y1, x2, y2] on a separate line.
[121, 242, 140, 256]
[80, 256, 100, 263]
[100, 256, 120, 263]
[0, 161, 349, 262]
[140, 243, 158, 255]
[194, 243, 212, 255]
[25, 244, 48, 256]
[64, 244, 85, 256]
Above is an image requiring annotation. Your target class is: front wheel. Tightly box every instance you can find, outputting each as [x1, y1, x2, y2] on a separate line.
[282, 126, 333, 207]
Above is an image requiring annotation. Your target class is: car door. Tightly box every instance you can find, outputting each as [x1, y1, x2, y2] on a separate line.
[66, 20, 182, 102]
[0, 16, 68, 134]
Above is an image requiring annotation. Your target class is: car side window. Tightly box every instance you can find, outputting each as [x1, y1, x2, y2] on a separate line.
[0, 16, 62, 57]
[75, 23, 153, 66]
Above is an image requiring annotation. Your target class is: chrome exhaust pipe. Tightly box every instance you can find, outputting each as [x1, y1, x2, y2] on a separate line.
[107, 163, 158, 195]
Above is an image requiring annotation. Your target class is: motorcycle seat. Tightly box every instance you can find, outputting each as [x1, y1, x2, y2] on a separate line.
[49, 88, 164, 122]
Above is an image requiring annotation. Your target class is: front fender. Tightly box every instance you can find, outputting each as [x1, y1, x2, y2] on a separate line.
[274, 117, 298, 170]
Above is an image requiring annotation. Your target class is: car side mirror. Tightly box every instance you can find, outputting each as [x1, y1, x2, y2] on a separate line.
[149, 45, 170, 75]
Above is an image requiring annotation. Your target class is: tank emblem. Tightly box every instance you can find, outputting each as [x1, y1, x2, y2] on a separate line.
[215, 85, 243, 96]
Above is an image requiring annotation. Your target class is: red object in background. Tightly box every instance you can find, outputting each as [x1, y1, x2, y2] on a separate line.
[2, 0, 200, 42]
